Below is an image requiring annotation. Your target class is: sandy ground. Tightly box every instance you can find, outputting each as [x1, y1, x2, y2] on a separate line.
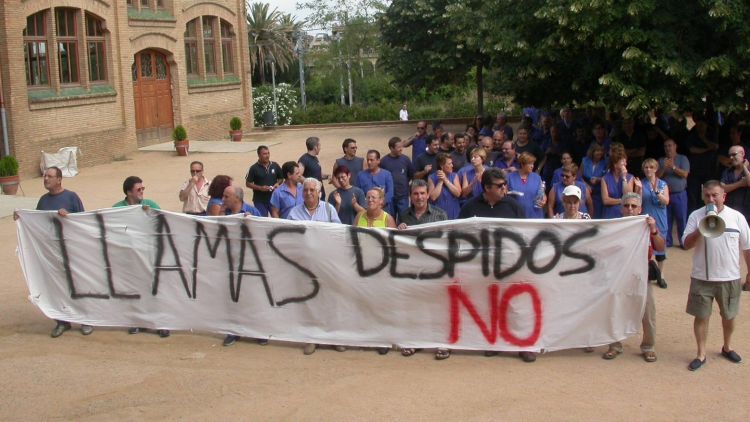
[1, 124, 749, 421]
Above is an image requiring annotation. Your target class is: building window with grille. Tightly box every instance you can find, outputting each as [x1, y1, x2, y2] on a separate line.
[23, 11, 49, 86]
[86, 13, 106, 82]
[220, 19, 234, 74]
[202, 16, 216, 75]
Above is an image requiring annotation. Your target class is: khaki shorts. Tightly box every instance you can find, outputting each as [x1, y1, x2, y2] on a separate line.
[686, 278, 742, 319]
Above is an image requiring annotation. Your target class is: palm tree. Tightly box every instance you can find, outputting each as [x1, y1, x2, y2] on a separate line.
[246, 2, 300, 84]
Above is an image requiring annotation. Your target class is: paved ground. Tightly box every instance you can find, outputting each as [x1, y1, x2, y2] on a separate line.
[1, 123, 748, 420]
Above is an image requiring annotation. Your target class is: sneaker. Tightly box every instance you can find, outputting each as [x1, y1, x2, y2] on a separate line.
[80, 325, 93, 336]
[157, 329, 170, 338]
[583, 347, 595, 353]
[256, 338, 269, 346]
[657, 278, 668, 289]
[519, 351, 537, 362]
[376, 347, 390, 355]
[334, 345, 347, 352]
[223, 335, 239, 347]
[128, 327, 141, 334]
[721, 348, 742, 363]
[50, 322, 71, 338]
[303, 343, 317, 355]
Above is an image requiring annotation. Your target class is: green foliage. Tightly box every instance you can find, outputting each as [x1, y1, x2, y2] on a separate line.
[437, 0, 750, 112]
[230, 117, 242, 131]
[0, 155, 19, 177]
[172, 125, 187, 142]
[253, 83, 298, 126]
[291, 99, 478, 125]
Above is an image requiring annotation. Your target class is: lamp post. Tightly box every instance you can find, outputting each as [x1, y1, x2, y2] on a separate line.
[265, 53, 277, 124]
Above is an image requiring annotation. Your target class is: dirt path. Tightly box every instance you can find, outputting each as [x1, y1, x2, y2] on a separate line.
[1, 124, 748, 420]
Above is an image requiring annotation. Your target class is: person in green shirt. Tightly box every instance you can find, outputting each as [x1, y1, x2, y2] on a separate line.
[113, 175, 161, 209]
[113, 176, 167, 337]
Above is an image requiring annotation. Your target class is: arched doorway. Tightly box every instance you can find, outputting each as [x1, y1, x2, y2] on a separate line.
[132, 49, 173, 145]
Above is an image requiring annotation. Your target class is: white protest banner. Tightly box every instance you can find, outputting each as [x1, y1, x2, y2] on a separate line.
[16, 207, 649, 352]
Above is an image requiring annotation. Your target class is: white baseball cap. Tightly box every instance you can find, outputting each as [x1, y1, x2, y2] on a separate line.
[562, 185, 582, 199]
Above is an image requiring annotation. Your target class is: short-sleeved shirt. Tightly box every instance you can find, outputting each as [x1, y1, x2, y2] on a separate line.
[36, 190, 84, 213]
[450, 150, 468, 171]
[721, 167, 750, 222]
[380, 154, 414, 199]
[299, 152, 325, 197]
[245, 161, 282, 204]
[399, 204, 448, 226]
[226, 202, 262, 217]
[113, 199, 161, 209]
[179, 177, 210, 213]
[659, 154, 690, 193]
[682, 205, 750, 281]
[414, 152, 438, 177]
[288, 201, 341, 223]
[357, 169, 394, 206]
[515, 141, 544, 162]
[328, 186, 365, 225]
[270, 183, 303, 219]
[458, 195, 526, 219]
[409, 134, 429, 161]
[335, 156, 365, 187]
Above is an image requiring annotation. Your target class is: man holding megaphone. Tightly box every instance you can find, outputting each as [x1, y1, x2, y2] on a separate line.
[683, 180, 750, 371]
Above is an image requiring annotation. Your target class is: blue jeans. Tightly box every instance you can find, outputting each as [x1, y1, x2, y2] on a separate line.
[667, 191, 687, 247]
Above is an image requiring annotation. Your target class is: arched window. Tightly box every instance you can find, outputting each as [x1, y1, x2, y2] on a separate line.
[185, 18, 198, 76]
[184, 16, 236, 81]
[220, 19, 234, 74]
[23, 11, 48, 86]
[23, 8, 110, 89]
[202, 16, 216, 75]
[86, 13, 106, 82]
[56, 8, 79, 84]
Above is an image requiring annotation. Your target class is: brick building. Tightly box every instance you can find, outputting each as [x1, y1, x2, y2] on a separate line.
[0, 0, 253, 176]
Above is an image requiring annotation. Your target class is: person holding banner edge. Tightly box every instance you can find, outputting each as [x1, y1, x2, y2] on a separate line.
[682, 180, 750, 371]
[20, 166, 93, 338]
[602, 192, 663, 362]
[113, 176, 170, 338]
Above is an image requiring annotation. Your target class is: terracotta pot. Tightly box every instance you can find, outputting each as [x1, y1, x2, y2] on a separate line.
[230, 130, 243, 142]
[174, 140, 189, 156]
[0, 175, 20, 195]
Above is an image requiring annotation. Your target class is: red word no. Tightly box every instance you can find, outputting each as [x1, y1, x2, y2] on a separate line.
[447, 283, 542, 347]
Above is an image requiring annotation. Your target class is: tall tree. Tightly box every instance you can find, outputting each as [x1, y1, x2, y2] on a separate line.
[379, 0, 490, 114]
[247, 2, 299, 85]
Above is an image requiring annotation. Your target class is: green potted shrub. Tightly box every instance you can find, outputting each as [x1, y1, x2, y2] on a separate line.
[0, 155, 20, 195]
[229, 117, 243, 142]
[172, 125, 189, 156]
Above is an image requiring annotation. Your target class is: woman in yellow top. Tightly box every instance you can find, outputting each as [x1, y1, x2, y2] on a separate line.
[355, 187, 397, 228]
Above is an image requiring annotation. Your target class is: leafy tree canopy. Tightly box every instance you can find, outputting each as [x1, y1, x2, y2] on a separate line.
[383, 0, 750, 113]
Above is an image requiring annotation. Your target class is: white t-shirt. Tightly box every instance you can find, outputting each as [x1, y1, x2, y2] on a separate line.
[399, 108, 408, 121]
[683, 205, 750, 281]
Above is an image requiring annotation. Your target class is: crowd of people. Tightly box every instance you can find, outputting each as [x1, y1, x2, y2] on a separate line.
[21, 107, 750, 371]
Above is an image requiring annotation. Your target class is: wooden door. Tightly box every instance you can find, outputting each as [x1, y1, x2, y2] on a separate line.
[133, 50, 173, 145]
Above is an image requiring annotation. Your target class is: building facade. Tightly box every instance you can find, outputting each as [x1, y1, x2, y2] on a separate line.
[0, 0, 253, 176]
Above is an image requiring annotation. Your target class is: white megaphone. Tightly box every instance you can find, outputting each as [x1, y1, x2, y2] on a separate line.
[698, 204, 726, 238]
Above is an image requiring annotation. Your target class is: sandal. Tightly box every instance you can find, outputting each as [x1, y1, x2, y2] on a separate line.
[642, 351, 657, 362]
[602, 349, 622, 360]
[401, 348, 417, 357]
[435, 349, 451, 360]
